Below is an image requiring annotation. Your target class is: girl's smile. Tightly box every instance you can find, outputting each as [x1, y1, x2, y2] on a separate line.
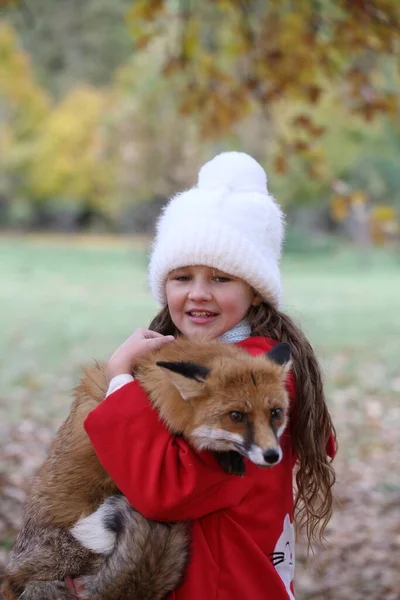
[165, 265, 261, 339]
[186, 309, 219, 325]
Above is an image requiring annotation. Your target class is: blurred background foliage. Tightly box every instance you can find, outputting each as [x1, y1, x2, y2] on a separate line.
[0, 0, 399, 246]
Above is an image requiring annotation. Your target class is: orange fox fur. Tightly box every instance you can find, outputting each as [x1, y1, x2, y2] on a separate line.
[2, 337, 291, 600]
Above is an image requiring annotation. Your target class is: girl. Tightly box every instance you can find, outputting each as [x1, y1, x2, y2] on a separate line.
[82, 152, 336, 600]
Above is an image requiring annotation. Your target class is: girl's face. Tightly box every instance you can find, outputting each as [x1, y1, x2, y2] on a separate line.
[165, 265, 261, 339]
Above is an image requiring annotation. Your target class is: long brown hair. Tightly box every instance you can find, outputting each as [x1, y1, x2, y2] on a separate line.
[149, 303, 336, 545]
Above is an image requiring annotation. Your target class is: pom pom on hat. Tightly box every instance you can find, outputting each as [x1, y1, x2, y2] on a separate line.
[148, 152, 285, 308]
[198, 151, 268, 194]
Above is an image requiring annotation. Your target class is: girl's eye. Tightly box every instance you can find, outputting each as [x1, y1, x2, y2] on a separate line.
[176, 275, 190, 281]
[271, 408, 282, 420]
[214, 276, 231, 283]
[229, 411, 246, 423]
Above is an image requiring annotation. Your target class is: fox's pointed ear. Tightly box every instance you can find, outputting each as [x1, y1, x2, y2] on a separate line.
[266, 343, 292, 375]
[156, 361, 210, 400]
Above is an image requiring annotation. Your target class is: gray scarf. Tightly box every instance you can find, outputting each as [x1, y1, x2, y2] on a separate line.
[219, 319, 251, 344]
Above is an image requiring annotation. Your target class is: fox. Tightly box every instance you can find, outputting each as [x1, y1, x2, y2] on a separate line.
[2, 337, 291, 600]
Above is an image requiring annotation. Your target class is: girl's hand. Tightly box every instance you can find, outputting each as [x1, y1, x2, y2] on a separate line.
[106, 328, 175, 381]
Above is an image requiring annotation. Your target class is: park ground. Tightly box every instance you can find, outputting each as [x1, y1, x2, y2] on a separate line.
[0, 235, 399, 600]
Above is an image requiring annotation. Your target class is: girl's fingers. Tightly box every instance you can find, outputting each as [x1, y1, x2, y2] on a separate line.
[146, 335, 175, 347]
[107, 330, 176, 380]
[141, 330, 166, 339]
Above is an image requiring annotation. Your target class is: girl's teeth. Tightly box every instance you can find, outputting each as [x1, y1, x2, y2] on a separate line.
[190, 312, 214, 316]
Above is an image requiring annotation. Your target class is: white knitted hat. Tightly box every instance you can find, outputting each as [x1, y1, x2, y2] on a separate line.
[148, 152, 285, 307]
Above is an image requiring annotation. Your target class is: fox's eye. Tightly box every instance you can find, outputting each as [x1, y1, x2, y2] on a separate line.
[271, 408, 282, 420]
[229, 411, 246, 423]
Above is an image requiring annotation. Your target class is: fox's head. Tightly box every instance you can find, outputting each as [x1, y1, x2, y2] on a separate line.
[154, 341, 292, 469]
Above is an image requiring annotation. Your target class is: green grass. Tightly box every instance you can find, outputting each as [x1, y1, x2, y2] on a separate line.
[0, 236, 157, 421]
[1, 235, 399, 429]
[283, 249, 400, 350]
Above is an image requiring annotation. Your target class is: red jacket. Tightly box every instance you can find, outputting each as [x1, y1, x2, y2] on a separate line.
[84, 336, 333, 600]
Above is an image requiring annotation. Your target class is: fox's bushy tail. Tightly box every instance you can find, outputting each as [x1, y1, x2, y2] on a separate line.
[72, 495, 189, 600]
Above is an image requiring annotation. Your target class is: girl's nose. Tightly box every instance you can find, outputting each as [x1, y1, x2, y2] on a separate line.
[187, 281, 213, 301]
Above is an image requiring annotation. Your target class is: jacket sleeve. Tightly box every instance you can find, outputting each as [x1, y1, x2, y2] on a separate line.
[84, 381, 253, 522]
[326, 430, 337, 459]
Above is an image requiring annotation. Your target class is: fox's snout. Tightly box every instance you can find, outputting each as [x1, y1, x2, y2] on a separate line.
[263, 448, 281, 465]
[190, 424, 285, 468]
[246, 444, 283, 468]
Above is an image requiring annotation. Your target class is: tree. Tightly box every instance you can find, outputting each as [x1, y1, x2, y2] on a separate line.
[2, 0, 134, 97]
[0, 22, 50, 217]
[27, 86, 112, 214]
[127, 0, 400, 174]
[0, 22, 49, 136]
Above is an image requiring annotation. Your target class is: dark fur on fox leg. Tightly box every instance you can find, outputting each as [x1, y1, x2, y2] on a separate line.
[215, 451, 246, 476]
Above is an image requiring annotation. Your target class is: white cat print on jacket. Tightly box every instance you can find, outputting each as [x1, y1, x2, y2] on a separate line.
[269, 514, 295, 600]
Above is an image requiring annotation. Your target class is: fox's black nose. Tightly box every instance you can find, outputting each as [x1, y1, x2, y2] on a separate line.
[263, 449, 280, 464]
